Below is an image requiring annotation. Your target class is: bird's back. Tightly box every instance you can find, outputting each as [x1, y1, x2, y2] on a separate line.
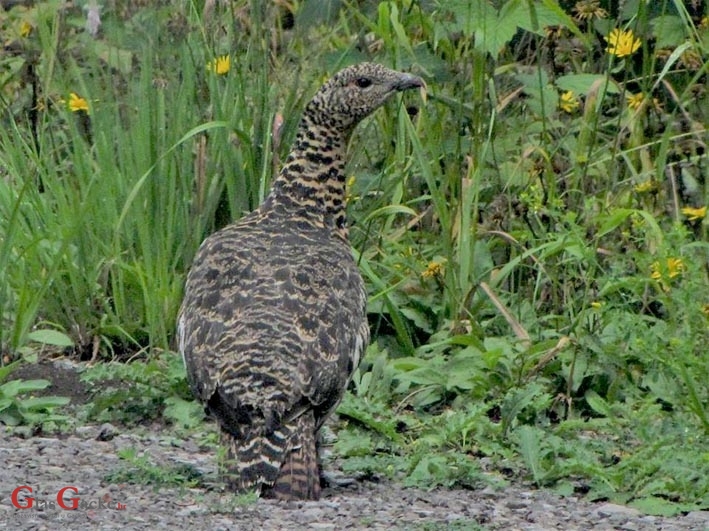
[178, 210, 368, 495]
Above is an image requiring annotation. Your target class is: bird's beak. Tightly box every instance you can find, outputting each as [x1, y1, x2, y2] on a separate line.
[393, 73, 426, 92]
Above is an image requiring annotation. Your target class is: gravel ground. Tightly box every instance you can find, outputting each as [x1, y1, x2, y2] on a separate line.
[1, 423, 708, 531]
[2, 360, 708, 531]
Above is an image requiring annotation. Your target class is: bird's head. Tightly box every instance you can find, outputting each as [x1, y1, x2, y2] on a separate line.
[304, 63, 425, 133]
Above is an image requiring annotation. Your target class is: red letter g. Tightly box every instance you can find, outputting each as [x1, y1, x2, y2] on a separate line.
[11, 486, 34, 509]
[57, 486, 79, 510]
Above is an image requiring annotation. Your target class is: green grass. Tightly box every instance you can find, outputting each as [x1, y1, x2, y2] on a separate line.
[1, 0, 708, 515]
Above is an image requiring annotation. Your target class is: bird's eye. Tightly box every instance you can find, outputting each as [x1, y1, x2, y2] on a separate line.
[354, 77, 372, 88]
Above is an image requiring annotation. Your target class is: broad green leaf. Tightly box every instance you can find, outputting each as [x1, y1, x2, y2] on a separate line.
[650, 16, 687, 49]
[0, 379, 51, 398]
[516, 425, 546, 484]
[27, 329, 74, 348]
[629, 496, 685, 517]
[598, 208, 634, 238]
[585, 390, 612, 417]
[556, 74, 621, 95]
[20, 396, 71, 410]
[0, 361, 21, 383]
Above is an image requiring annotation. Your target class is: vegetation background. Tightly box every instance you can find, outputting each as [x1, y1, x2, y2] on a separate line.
[1, 0, 707, 516]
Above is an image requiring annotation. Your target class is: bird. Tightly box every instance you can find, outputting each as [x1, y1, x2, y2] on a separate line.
[177, 63, 424, 500]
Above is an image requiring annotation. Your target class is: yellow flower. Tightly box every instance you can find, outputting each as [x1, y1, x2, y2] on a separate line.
[666, 257, 684, 279]
[649, 264, 661, 281]
[626, 92, 645, 110]
[605, 28, 641, 58]
[590, 301, 603, 309]
[559, 91, 580, 113]
[650, 257, 685, 292]
[68, 92, 89, 113]
[681, 206, 707, 221]
[634, 180, 657, 193]
[573, 0, 608, 21]
[422, 259, 446, 280]
[208, 55, 231, 75]
[20, 21, 33, 38]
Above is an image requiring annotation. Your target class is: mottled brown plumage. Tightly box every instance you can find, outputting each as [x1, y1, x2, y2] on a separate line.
[177, 63, 424, 500]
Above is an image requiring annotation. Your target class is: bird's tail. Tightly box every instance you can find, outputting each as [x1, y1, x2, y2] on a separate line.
[269, 410, 320, 500]
[219, 410, 321, 500]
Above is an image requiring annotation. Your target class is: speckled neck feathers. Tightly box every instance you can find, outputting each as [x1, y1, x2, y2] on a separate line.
[262, 63, 424, 242]
[266, 110, 350, 240]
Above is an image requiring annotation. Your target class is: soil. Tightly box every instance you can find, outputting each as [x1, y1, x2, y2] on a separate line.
[1, 359, 708, 531]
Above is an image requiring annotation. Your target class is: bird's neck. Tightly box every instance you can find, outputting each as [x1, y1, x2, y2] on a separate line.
[265, 114, 352, 241]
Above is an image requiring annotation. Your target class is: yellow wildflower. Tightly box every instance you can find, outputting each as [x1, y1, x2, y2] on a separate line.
[20, 21, 33, 38]
[605, 28, 641, 58]
[651, 257, 685, 290]
[208, 55, 230, 75]
[573, 1, 608, 21]
[68, 93, 89, 113]
[422, 259, 446, 280]
[590, 301, 603, 309]
[559, 91, 580, 113]
[666, 257, 685, 279]
[681, 206, 707, 221]
[634, 180, 657, 193]
[649, 264, 661, 280]
[626, 92, 645, 110]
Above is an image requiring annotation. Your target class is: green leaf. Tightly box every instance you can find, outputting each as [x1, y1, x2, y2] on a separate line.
[0, 379, 51, 398]
[516, 425, 546, 484]
[163, 396, 204, 429]
[556, 74, 621, 95]
[20, 396, 71, 411]
[585, 390, 612, 417]
[597, 208, 634, 238]
[650, 16, 687, 49]
[0, 406, 22, 426]
[629, 496, 685, 517]
[500, 383, 547, 432]
[0, 361, 21, 383]
[0, 397, 13, 412]
[26, 329, 75, 348]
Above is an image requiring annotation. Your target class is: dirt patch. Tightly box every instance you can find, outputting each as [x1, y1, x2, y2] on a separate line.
[10, 358, 91, 406]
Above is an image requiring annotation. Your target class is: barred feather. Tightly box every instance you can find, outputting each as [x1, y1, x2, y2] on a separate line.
[177, 63, 424, 500]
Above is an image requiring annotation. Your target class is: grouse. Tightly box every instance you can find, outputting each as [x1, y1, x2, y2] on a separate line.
[177, 63, 424, 500]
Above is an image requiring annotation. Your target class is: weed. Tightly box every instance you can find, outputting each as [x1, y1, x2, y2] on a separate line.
[80, 351, 204, 428]
[0, 360, 70, 429]
[104, 447, 204, 488]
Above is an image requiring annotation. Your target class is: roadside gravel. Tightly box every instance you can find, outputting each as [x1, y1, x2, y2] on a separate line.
[1, 423, 708, 531]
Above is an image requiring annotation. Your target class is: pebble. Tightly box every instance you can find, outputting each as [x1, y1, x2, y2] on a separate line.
[96, 423, 118, 441]
[594, 502, 642, 518]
